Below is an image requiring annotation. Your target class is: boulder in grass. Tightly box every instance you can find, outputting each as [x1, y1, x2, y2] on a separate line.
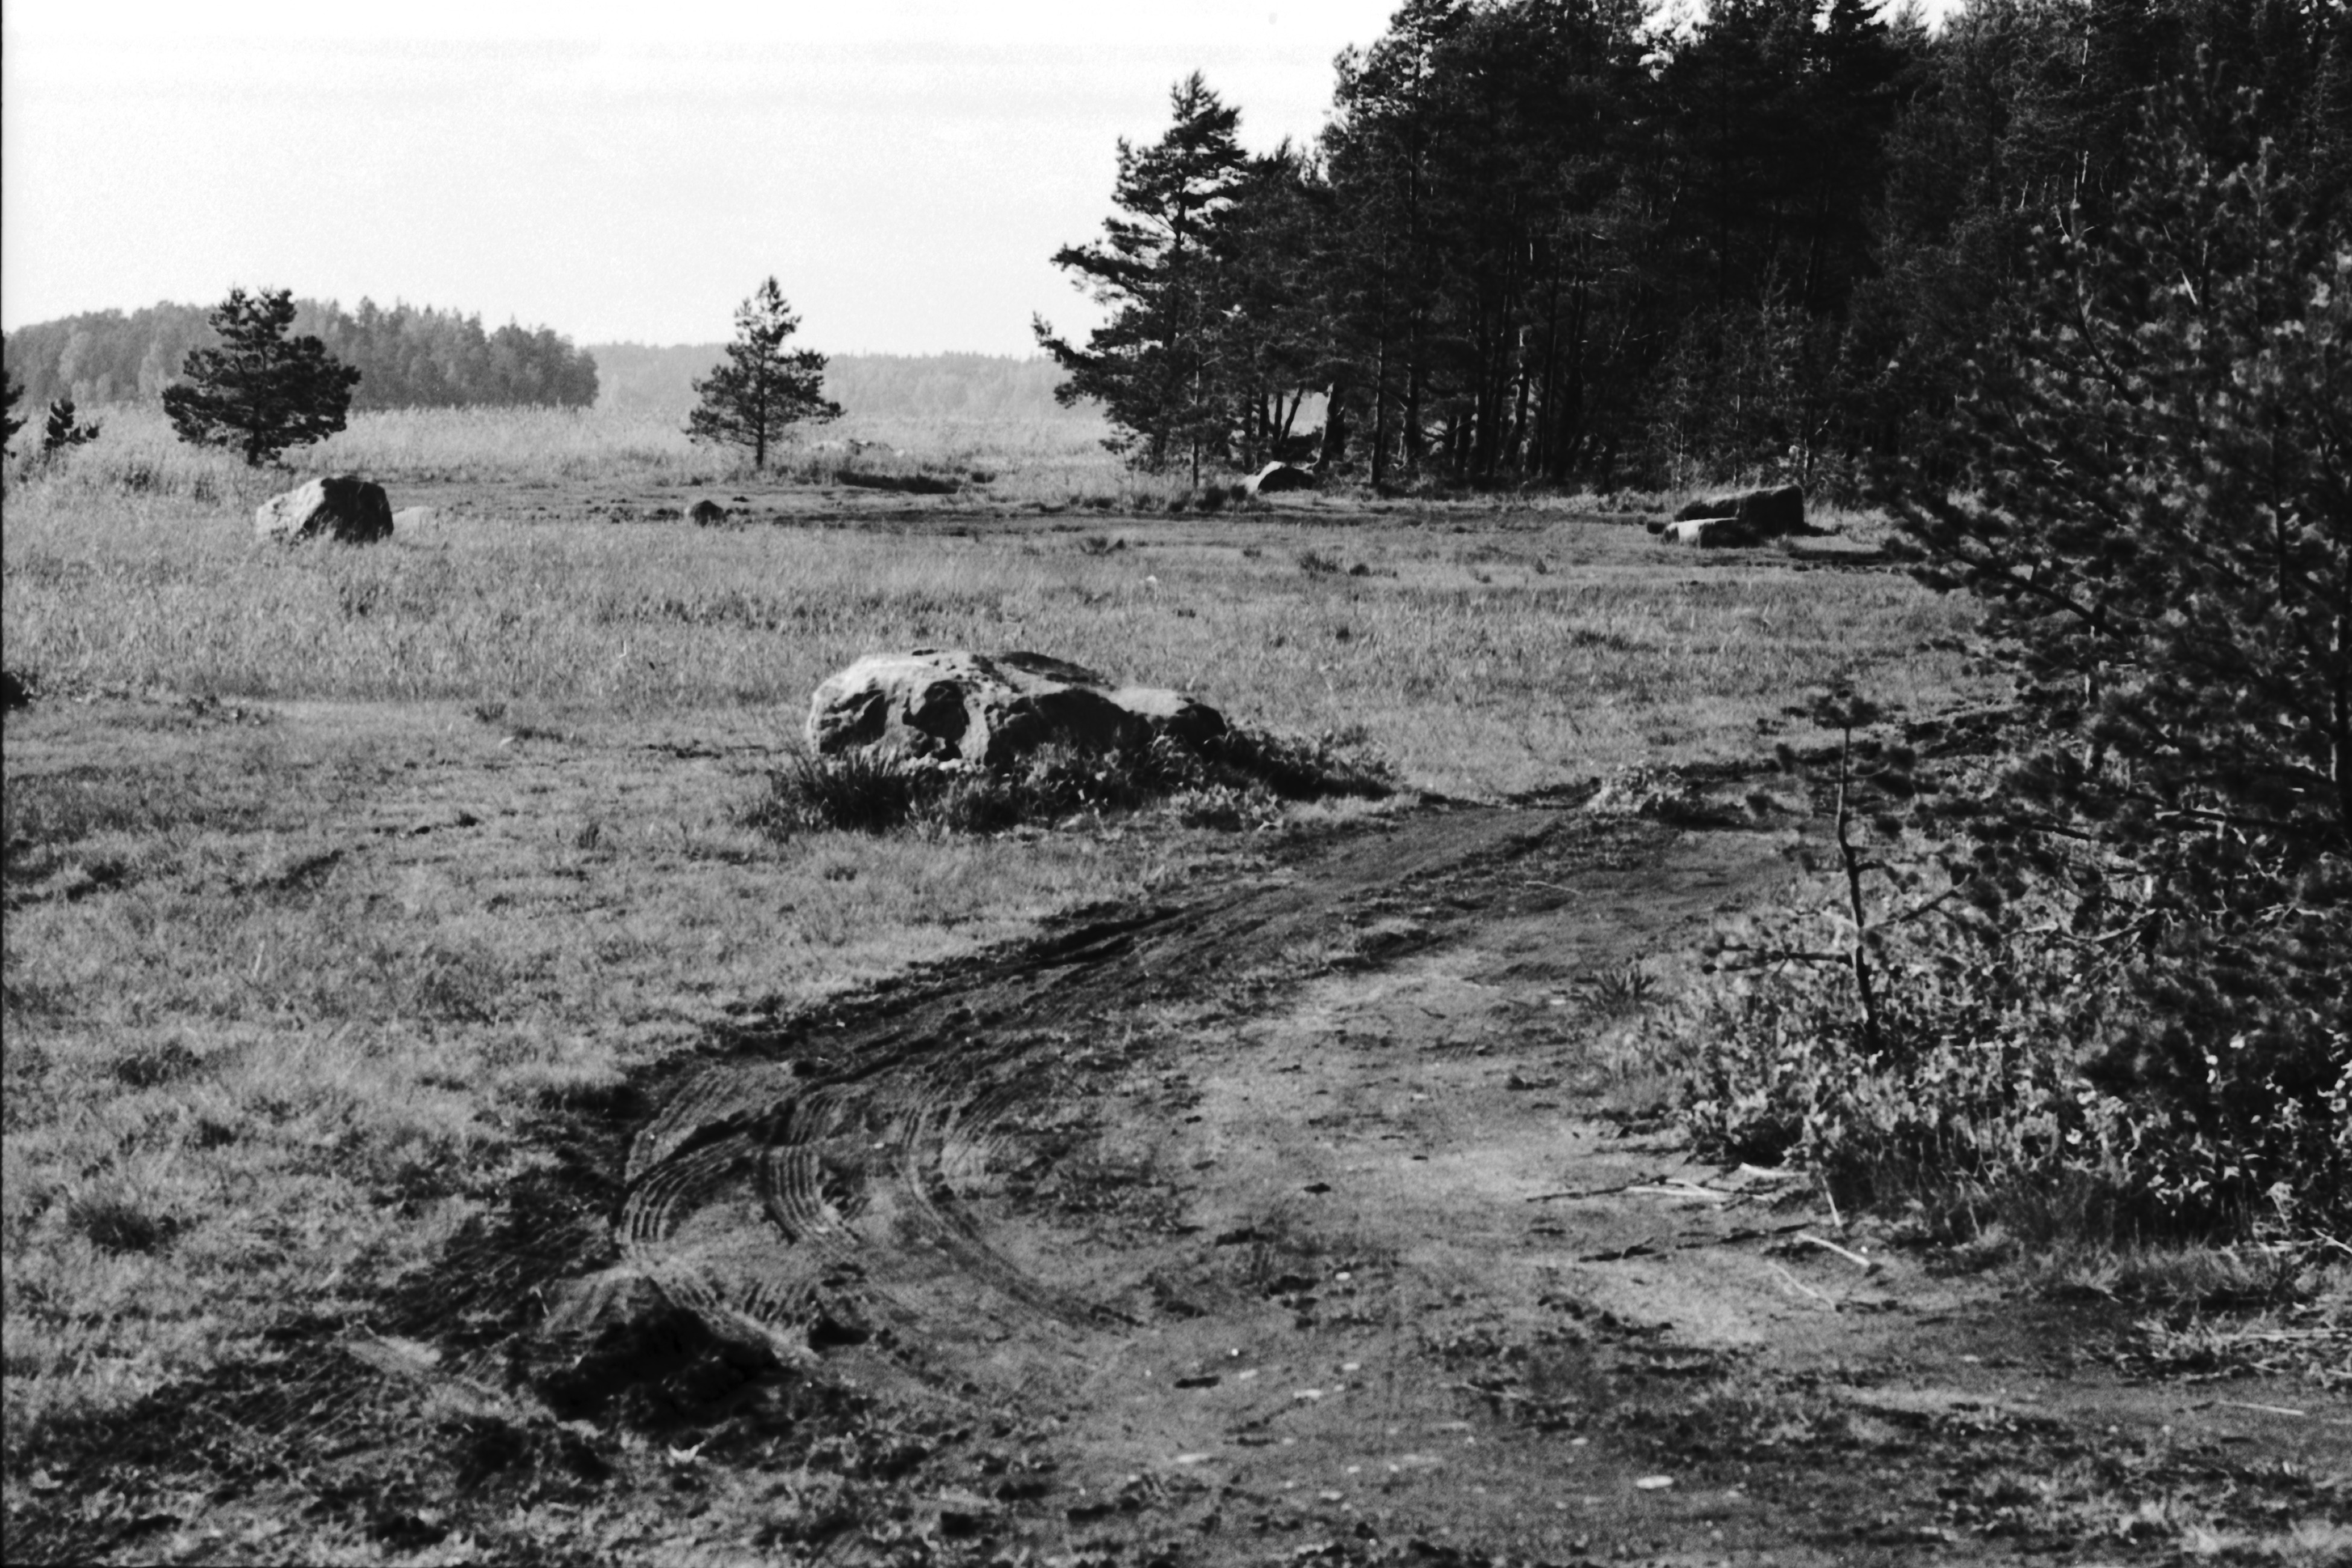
[1245, 462, 1316, 496]
[391, 506, 435, 531]
[806, 648, 1226, 769]
[1671, 483, 1805, 537]
[1101, 681, 1229, 751]
[687, 499, 729, 526]
[253, 476, 395, 544]
[1660, 517, 1759, 548]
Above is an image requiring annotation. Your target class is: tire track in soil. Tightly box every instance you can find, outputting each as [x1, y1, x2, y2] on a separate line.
[589, 803, 1613, 1382]
[549, 800, 1869, 1560]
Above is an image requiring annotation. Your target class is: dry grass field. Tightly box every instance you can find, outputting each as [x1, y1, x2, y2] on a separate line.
[5, 410, 2341, 1566]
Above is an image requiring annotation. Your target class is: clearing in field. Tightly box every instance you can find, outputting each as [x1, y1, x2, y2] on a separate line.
[2, 414, 2344, 1564]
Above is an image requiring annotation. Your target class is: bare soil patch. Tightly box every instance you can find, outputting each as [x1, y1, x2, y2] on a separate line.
[8, 796, 2343, 1564]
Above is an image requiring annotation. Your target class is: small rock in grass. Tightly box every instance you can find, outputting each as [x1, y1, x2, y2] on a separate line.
[1672, 482, 1805, 537]
[1245, 461, 1316, 496]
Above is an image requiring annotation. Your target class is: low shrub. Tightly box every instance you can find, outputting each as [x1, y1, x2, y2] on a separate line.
[1671, 690, 2352, 1246]
[1677, 885, 2350, 1245]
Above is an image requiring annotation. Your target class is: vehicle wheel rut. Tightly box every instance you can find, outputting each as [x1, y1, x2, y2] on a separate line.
[585, 806, 1785, 1402]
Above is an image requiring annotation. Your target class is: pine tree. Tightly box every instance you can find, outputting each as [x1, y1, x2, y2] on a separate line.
[1214, 145, 1337, 470]
[162, 288, 362, 465]
[40, 397, 100, 456]
[1036, 72, 1250, 484]
[684, 279, 840, 470]
[1, 362, 24, 457]
[1883, 83, 2351, 1227]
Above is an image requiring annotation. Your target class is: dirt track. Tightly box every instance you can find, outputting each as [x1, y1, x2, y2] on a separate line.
[10, 800, 2346, 1564]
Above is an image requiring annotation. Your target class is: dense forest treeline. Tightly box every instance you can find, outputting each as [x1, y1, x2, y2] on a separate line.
[1040, 0, 2352, 491]
[2, 299, 599, 412]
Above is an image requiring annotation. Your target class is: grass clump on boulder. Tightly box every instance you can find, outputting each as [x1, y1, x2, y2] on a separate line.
[747, 725, 1391, 841]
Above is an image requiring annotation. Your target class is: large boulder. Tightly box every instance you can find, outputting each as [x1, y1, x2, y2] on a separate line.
[1245, 462, 1316, 496]
[1672, 483, 1805, 537]
[807, 649, 1226, 768]
[1660, 516, 1759, 548]
[254, 476, 394, 544]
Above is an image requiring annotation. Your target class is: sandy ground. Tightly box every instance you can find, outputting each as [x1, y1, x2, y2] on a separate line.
[8, 792, 2346, 1565]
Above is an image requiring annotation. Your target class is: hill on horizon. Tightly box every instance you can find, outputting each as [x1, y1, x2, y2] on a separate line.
[588, 343, 1095, 425]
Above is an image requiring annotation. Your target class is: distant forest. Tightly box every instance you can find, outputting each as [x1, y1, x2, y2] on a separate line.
[588, 343, 1094, 424]
[1036, 0, 2352, 489]
[0, 305, 1093, 427]
[2, 299, 599, 411]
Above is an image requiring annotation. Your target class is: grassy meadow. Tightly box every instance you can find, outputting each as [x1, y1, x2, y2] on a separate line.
[4, 407, 1962, 791]
[1, 407, 1983, 1450]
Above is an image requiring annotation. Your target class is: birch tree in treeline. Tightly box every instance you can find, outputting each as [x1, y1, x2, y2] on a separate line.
[1043, 0, 2350, 495]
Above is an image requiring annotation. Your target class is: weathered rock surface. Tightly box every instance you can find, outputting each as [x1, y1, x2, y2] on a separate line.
[1245, 462, 1316, 496]
[1671, 483, 1805, 537]
[253, 476, 395, 544]
[390, 506, 435, 531]
[807, 649, 1226, 768]
[687, 499, 729, 526]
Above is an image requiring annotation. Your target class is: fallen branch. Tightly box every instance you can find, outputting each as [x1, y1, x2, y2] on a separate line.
[1767, 1260, 1835, 1308]
[1526, 1176, 1663, 1204]
[1791, 1232, 1880, 1273]
[1564, 1221, 1814, 1264]
[1624, 1183, 1740, 1205]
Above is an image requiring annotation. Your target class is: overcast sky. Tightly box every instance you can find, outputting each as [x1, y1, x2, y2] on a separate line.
[3, 0, 1955, 356]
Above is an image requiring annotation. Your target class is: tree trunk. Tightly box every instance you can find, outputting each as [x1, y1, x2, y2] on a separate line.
[1318, 377, 1350, 475]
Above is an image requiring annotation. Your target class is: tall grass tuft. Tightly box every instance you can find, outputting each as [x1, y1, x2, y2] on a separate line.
[749, 750, 946, 837]
[745, 726, 1392, 841]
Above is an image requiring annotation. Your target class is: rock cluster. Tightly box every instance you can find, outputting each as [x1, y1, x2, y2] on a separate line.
[806, 649, 1225, 769]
